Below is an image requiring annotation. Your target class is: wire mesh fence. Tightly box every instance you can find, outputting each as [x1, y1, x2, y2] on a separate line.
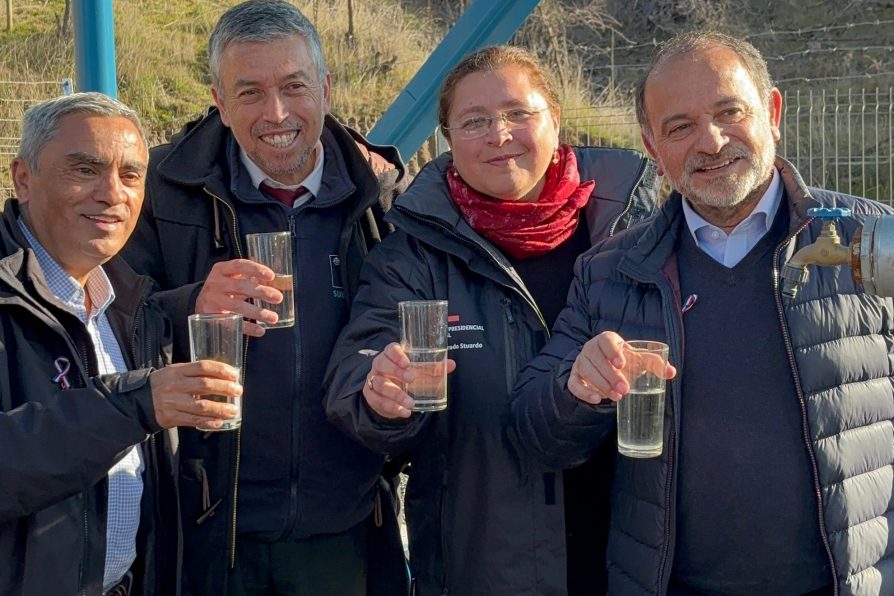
[2, 85, 892, 206]
[780, 87, 893, 205]
[0, 80, 68, 199]
[557, 87, 894, 205]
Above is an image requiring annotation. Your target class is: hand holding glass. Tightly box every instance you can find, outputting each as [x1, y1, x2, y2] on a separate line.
[399, 300, 449, 412]
[188, 313, 243, 431]
[245, 232, 294, 328]
[617, 341, 669, 458]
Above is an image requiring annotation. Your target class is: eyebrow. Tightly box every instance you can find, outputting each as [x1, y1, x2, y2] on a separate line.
[232, 70, 315, 89]
[66, 152, 148, 173]
[452, 99, 539, 120]
[659, 97, 744, 131]
[66, 152, 107, 166]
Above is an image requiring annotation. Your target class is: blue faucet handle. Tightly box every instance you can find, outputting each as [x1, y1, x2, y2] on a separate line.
[808, 207, 852, 219]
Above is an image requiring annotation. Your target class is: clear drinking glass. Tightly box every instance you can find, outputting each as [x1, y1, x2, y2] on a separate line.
[188, 313, 243, 431]
[616, 340, 669, 458]
[398, 300, 449, 412]
[245, 231, 294, 328]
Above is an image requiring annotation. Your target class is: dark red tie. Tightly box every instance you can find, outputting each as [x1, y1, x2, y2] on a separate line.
[259, 182, 309, 208]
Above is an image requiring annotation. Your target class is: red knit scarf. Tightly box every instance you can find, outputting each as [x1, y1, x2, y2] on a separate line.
[448, 144, 596, 259]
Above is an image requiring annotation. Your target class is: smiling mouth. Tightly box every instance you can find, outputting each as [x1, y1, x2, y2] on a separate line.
[260, 131, 298, 148]
[487, 154, 521, 164]
[83, 214, 124, 229]
[693, 157, 742, 174]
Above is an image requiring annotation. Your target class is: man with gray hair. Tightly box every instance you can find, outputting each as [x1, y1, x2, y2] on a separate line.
[121, 2, 408, 595]
[1, 92, 242, 596]
[512, 31, 894, 594]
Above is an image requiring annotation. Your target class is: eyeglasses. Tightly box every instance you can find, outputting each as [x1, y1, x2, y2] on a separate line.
[444, 107, 548, 140]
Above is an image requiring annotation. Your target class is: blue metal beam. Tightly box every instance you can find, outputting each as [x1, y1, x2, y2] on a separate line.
[73, 0, 118, 97]
[367, 0, 541, 158]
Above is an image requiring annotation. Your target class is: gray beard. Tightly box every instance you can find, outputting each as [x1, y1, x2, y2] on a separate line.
[672, 139, 777, 210]
[250, 142, 315, 182]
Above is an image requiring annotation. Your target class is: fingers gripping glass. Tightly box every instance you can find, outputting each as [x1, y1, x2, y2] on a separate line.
[444, 107, 548, 140]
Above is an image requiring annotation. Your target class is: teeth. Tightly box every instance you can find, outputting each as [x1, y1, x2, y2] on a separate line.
[86, 215, 119, 223]
[703, 159, 733, 171]
[261, 132, 297, 147]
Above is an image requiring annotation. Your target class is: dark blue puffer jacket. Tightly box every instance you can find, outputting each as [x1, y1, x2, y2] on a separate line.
[512, 158, 894, 596]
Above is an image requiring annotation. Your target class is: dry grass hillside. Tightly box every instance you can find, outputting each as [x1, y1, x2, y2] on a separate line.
[0, 0, 452, 192]
[0, 0, 439, 136]
[1, 0, 642, 195]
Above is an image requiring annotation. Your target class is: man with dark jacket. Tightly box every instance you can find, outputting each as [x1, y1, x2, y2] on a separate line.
[1, 93, 241, 596]
[512, 32, 894, 595]
[120, 2, 408, 595]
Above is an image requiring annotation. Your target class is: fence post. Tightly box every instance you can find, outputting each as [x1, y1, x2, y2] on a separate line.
[861, 88, 867, 198]
[5, 0, 11, 31]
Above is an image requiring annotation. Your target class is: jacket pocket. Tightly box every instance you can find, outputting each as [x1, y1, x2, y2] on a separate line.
[500, 298, 519, 395]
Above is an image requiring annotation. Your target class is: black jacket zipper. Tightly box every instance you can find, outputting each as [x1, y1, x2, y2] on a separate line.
[203, 187, 247, 569]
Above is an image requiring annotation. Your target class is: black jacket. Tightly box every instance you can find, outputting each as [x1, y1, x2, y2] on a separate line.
[511, 159, 894, 595]
[120, 108, 409, 595]
[0, 201, 180, 596]
[325, 148, 659, 595]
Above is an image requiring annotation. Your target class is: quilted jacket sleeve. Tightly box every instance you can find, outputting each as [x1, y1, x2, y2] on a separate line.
[510, 251, 618, 469]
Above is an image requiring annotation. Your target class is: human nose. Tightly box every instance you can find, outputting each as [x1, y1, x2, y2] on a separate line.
[694, 119, 729, 154]
[261, 91, 289, 122]
[485, 113, 512, 144]
[96, 171, 129, 205]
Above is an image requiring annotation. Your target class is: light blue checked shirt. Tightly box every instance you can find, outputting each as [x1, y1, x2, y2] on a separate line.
[18, 219, 143, 592]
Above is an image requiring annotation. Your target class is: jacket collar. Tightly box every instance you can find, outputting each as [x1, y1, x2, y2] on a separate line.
[155, 107, 406, 209]
[388, 152, 512, 264]
[0, 201, 151, 324]
[389, 152, 544, 313]
[619, 156, 819, 276]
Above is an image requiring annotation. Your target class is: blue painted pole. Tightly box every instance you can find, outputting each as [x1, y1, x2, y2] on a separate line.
[367, 0, 541, 158]
[73, 0, 118, 97]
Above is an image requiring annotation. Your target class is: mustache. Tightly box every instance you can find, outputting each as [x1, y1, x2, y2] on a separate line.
[251, 120, 302, 136]
[685, 146, 751, 174]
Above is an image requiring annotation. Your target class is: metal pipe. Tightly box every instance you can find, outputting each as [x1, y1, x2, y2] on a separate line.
[73, 0, 118, 97]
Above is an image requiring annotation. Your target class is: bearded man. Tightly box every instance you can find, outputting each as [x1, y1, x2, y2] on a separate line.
[511, 31, 894, 595]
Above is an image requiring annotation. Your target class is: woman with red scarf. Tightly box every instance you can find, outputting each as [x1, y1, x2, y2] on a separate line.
[324, 46, 659, 595]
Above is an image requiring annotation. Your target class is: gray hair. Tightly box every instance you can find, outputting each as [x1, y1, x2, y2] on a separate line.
[17, 92, 146, 169]
[208, 0, 328, 90]
[635, 31, 774, 138]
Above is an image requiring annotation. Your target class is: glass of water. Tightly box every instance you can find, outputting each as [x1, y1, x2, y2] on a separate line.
[398, 300, 449, 412]
[245, 232, 294, 329]
[616, 340, 669, 458]
[188, 313, 244, 431]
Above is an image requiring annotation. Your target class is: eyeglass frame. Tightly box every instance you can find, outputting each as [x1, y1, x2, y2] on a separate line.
[442, 106, 550, 140]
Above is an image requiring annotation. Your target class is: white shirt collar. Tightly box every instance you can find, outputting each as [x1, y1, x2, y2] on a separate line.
[681, 167, 782, 239]
[240, 140, 325, 200]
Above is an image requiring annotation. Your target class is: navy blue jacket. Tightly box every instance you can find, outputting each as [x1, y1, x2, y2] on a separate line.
[512, 159, 894, 595]
[325, 148, 659, 595]
[120, 108, 408, 596]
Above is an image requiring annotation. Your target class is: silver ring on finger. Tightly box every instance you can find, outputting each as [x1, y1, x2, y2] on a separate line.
[367, 374, 376, 391]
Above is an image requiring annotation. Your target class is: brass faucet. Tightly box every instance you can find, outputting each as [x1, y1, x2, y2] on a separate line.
[781, 208, 858, 299]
